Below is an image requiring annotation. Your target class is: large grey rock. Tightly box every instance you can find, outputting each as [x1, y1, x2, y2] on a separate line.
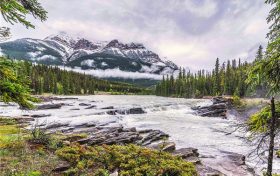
[45, 122, 69, 129]
[37, 103, 62, 110]
[140, 130, 169, 145]
[173, 147, 199, 159]
[152, 142, 176, 152]
[192, 103, 227, 118]
[101, 106, 114, 109]
[127, 107, 146, 114]
[85, 105, 96, 109]
[52, 162, 71, 172]
[79, 103, 91, 106]
[31, 114, 51, 118]
[221, 151, 245, 166]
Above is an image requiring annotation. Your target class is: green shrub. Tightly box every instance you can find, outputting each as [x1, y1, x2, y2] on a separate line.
[29, 127, 63, 150]
[248, 102, 280, 133]
[56, 144, 197, 176]
[232, 95, 243, 108]
[30, 127, 50, 145]
[0, 117, 16, 125]
[94, 169, 110, 176]
[277, 150, 280, 158]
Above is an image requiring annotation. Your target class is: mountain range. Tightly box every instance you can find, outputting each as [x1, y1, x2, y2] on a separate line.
[0, 32, 179, 81]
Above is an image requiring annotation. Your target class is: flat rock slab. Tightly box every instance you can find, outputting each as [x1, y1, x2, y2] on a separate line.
[79, 103, 91, 106]
[31, 114, 51, 118]
[172, 147, 199, 158]
[85, 105, 97, 109]
[150, 142, 176, 152]
[37, 103, 62, 110]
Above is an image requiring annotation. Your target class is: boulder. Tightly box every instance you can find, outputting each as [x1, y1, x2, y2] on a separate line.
[31, 114, 51, 118]
[101, 106, 114, 109]
[106, 110, 117, 115]
[85, 105, 97, 109]
[222, 151, 245, 166]
[37, 103, 62, 110]
[172, 147, 199, 159]
[70, 108, 80, 111]
[128, 107, 146, 114]
[52, 162, 71, 172]
[152, 142, 176, 152]
[212, 97, 228, 104]
[196, 164, 224, 176]
[79, 103, 91, 106]
[192, 103, 227, 118]
[122, 127, 137, 132]
[140, 130, 169, 145]
[185, 156, 201, 164]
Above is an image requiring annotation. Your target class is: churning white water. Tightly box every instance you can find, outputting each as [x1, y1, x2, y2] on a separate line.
[0, 95, 279, 175]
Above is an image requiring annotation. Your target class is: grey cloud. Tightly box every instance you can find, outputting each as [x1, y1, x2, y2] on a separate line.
[1, 0, 271, 71]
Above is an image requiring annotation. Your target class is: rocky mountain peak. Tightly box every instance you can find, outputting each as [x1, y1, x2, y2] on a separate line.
[74, 38, 98, 50]
[45, 32, 77, 47]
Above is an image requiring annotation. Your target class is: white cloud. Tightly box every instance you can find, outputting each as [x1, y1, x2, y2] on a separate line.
[60, 67, 162, 80]
[37, 55, 57, 61]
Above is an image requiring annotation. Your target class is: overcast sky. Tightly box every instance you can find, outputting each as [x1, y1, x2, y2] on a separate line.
[1, 0, 271, 71]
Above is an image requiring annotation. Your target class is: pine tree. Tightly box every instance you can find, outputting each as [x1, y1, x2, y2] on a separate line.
[255, 45, 264, 61]
[214, 58, 221, 95]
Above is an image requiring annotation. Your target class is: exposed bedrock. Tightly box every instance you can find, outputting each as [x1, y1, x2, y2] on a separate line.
[192, 97, 231, 118]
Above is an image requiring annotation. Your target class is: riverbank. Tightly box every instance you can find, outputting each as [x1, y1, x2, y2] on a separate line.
[0, 117, 198, 175]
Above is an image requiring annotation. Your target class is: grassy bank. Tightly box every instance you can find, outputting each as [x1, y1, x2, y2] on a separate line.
[0, 117, 197, 176]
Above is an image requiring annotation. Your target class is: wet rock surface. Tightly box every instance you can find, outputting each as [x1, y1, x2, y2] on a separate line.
[192, 97, 229, 118]
[37, 103, 63, 110]
[30, 114, 51, 118]
[79, 103, 91, 106]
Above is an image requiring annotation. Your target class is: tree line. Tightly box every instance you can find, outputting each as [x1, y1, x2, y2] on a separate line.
[8, 58, 149, 95]
[155, 45, 267, 98]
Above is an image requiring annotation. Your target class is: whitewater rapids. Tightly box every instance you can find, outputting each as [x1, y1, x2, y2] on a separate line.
[0, 95, 279, 175]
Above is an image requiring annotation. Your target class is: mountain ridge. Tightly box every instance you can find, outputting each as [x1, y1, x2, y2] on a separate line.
[0, 32, 179, 80]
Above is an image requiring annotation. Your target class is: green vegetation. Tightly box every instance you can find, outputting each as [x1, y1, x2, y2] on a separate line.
[1, 57, 150, 96]
[246, 1, 280, 175]
[0, 117, 60, 175]
[56, 144, 197, 176]
[276, 150, 280, 158]
[0, 0, 47, 108]
[0, 0, 47, 41]
[0, 57, 39, 109]
[231, 97, 268, 112]
[19, 59, 148, 95]
[155, 57, 257, 98]
[0, 118, 197, 176]
[248, 102, 280, 133]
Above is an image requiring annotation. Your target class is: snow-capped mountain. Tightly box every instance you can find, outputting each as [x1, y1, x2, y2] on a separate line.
[0, 32, 179, 78]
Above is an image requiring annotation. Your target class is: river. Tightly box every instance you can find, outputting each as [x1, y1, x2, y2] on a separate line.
[0, 95, 279, 175]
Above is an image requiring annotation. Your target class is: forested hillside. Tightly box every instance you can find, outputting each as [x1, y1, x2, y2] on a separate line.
[155, 46, 267, 98]
[3, 57, 149, 95]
